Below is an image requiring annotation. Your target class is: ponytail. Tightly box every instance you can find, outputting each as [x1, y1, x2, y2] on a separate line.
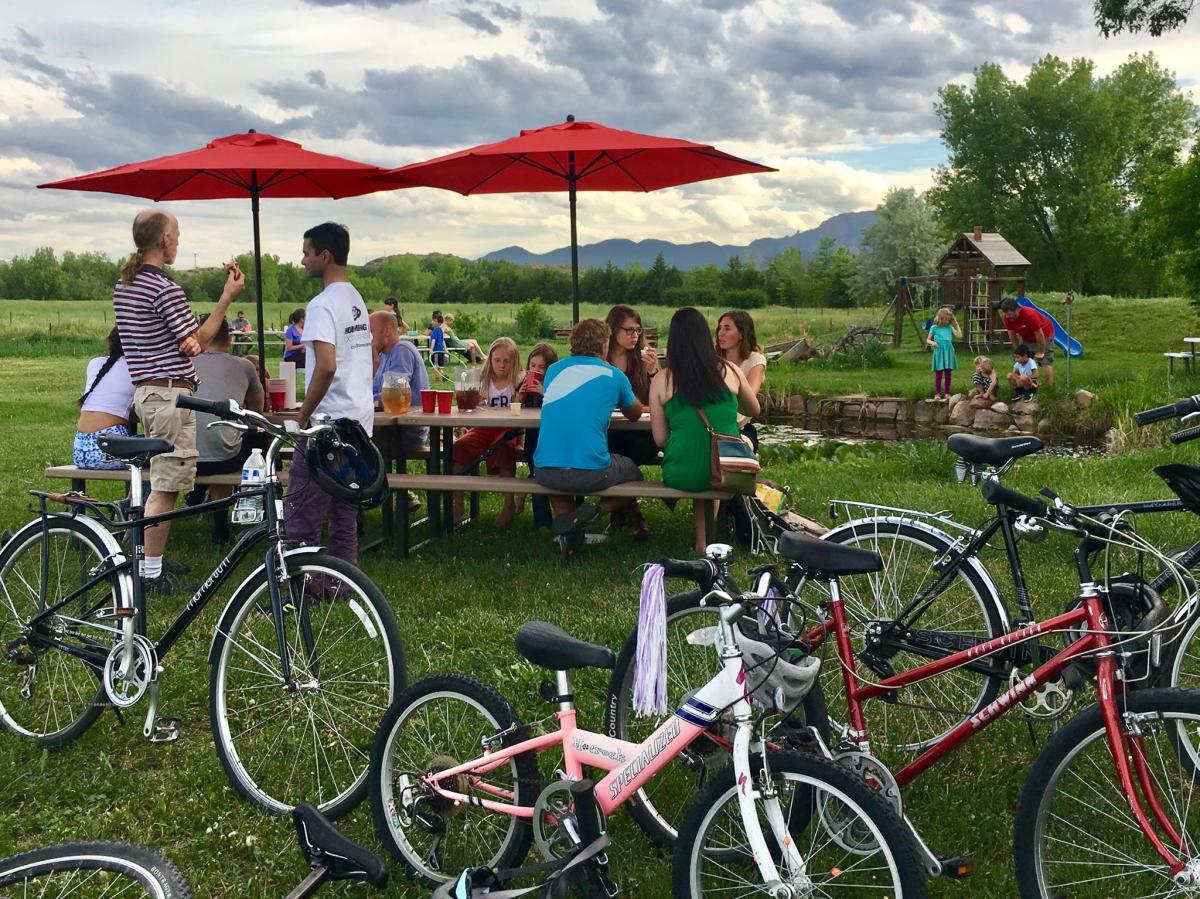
[120, 210, 173, 285]
[79, 328, 124, 408]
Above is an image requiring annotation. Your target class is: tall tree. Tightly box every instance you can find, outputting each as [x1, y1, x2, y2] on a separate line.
[929, 53, 1196, 293]
[1095, 0, 1193, 35]
[852, 188, 945, 303]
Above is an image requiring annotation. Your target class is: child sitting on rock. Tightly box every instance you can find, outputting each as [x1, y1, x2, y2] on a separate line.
[970, 355, 998, 408]
[1007, 345, 1039, 400]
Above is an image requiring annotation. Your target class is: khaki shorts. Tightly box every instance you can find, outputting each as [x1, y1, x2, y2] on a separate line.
[133, 385, 198, 493]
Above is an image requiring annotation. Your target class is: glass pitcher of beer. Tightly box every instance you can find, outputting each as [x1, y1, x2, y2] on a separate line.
[381, 372, 411, 413]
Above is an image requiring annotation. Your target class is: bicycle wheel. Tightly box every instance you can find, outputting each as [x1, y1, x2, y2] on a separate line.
[370, 674, 538, 888]
[210, 552, 405, 818]
[673, 751, 929, 898]
[0, 841, 191, 898]
[821, 519, 1006, 752]
[1014, 687, 1200, 898]
[0, 517, 117, 746]
[605, 590, 828, 849]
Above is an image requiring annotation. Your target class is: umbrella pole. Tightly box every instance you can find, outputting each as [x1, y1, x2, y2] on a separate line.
[569, 151, 579, 327]
[250, 176, 267, 392]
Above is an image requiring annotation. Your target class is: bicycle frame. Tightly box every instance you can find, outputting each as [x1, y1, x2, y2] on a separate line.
[827, 577, 1192, 874]
[418, 599, 805, 887]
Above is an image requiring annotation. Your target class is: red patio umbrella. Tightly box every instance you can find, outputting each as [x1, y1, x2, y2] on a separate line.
[377, 116, 777, 324]
[39, 130, 396, 380]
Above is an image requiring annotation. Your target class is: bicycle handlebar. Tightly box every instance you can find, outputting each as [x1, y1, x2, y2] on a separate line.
[1135, 395, 1200, 425]
[658, 558, 717, 587]
[980, 478, 1049, 519]
[174, 396, 332, 441]
[1172, 425, 1200, 445]
[175, 395, 231, 418]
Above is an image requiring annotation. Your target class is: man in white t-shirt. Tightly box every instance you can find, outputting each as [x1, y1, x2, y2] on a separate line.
[284, 222, 374, 564]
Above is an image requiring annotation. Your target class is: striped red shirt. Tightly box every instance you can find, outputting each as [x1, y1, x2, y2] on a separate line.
[112, 266, 198, 383]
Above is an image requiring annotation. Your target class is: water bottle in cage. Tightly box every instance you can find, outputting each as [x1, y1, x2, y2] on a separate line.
[231, 447, 266, 525]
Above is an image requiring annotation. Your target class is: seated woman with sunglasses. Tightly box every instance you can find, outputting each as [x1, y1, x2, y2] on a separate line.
[604, 304, 660, 539]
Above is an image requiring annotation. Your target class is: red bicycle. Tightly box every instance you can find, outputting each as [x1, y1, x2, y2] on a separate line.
[790, 473, 1200, 897]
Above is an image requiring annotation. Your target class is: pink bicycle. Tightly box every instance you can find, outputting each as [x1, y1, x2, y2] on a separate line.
[368, 548, 928, 897]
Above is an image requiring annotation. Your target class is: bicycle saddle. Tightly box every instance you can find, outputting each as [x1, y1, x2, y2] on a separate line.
[947, 433, 1042, 466]
[778, 531, 882, 577]
[292, 803, 388, 887]
[96, 436, 174, 462]
[515, 621, 616, 671]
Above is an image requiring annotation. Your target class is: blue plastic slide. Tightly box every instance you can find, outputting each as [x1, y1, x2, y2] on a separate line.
[1016, 297, 1083, 358]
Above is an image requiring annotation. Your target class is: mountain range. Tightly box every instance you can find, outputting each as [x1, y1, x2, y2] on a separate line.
[479, 210, 876, 269]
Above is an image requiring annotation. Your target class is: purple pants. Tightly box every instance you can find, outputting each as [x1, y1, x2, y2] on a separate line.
[283, 441, 358, 565]
[934, 369, 953, 395]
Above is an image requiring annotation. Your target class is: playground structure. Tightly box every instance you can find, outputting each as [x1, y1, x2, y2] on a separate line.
[886, 226, 1031, 350]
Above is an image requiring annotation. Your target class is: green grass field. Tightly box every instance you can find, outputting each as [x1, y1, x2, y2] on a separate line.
[0, 293, 1198, 896]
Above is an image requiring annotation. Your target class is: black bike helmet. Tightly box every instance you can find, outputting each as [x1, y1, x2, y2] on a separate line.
[305, 418, 386, 508]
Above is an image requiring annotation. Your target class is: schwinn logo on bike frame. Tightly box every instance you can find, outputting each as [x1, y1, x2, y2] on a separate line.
[964, 620, 1048, 660]
[968, 672, 1039, 728]
[609, 718, 681, 800]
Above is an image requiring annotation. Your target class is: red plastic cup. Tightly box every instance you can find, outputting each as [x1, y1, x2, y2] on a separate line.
[269, 389, 286, 411]
[420, 389, 437, 413]
[436, 390, 453, 414]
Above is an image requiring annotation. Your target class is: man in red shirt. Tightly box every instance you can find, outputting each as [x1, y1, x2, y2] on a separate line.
[1000, 296, 1055, 385]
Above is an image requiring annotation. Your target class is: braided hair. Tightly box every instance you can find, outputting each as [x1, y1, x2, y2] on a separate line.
[79, 327, 124, 408]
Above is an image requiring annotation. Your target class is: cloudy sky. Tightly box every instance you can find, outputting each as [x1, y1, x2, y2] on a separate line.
[0, 0, 1195, 267]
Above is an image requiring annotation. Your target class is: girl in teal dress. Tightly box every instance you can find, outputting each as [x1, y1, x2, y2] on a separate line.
[927, 306, 962, 400]
[650, 308, 760, 553]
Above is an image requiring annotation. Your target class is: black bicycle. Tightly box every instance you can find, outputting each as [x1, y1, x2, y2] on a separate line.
[0, 397, 406, 818]
[0, 802, 388, 897]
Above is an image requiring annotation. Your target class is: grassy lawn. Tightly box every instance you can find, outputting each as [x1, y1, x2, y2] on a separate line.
[1, 352, 1199, 896]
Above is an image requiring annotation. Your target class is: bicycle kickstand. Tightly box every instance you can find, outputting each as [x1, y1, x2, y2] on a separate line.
[141, 680, 180, 744]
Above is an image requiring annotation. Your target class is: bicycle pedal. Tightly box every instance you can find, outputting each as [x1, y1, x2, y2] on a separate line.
[937, 854, 973, 879]
[146, 717, 181, 744]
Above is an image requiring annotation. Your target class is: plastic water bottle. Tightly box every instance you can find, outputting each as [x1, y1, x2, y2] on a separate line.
[231, 448, 266, 525]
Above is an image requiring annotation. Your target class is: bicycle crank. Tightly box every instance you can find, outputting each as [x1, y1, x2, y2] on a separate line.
[532, 779, 580, 861]
[103, 635, 156, 708]
[823, 751, 903, 855]
[1012, 668, 1075, 722]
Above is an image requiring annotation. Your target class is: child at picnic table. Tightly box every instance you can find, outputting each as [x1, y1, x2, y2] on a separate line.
[927, 306, 961, 401]
[518, 342, 558, 532]
[452, 337, 523, 527]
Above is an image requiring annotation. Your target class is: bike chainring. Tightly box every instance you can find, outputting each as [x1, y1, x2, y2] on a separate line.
[102, 635, 156, 708]
[1012, 666, 1075, 722]
[532, 779, 580, 861]
[818, 751, 903, 856]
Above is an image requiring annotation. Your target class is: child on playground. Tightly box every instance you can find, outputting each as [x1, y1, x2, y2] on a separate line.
[927, 306, 961, 401]
[1007, 344, 1039, 399]
[970, 355, 998, 407]
[452, 337, 524, 527]
[518, 342, 558, 532]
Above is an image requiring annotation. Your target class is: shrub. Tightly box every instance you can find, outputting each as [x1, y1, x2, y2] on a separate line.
[812, 339, 893, 370]
[514, 299, 555, 340]
[720, 287, 770, 309]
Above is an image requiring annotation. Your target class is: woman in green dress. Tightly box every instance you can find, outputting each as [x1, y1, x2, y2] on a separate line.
[650, 307, 760, 553]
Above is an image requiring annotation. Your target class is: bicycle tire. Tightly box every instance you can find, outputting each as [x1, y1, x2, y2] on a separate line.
[0, 840, 192, 898]
[673, 751, 929, 898]
[821, 519, 1007, 752]
[1013, 687, 1200, 898]
[210, 552, 406, 818]
[370, 673, 538, 888]
[0, 515, 119, 746]
[605, 589, 829, 849]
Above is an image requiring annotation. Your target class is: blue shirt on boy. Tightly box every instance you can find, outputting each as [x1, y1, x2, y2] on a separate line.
[430, 325, 446, 352]
[535, 356, 636, 471]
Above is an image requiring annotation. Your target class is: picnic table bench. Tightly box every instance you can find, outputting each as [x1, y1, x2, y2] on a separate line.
[1165, 338, 1200, 375]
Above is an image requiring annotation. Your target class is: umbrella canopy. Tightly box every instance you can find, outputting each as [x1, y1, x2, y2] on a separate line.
[39, 130, 395, 380]
[377, 116, 776, 323]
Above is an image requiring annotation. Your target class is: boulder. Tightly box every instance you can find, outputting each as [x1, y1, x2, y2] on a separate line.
[950, 400, 975, 427]
[948, 393, 965, 412]
[786, 394, 807, 414]
[973, 408, 1011, 430]
[1014, 413, 1038, 432]
[990, 401, 1010, 415]
[1075, 389, 1096, 408]
[1037, 418, 1054, 435]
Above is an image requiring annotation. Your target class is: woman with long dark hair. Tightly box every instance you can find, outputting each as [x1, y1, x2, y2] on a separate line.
[604, 304, 660, 538]
[651, 308, 759, 552]
[73, 327, 135, 469]
[716, 309, 766, 449]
